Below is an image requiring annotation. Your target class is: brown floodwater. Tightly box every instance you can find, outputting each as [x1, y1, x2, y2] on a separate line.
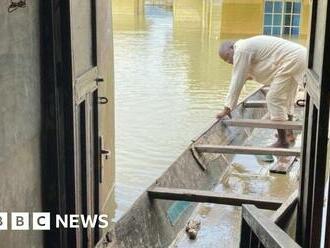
[112, 1, 307, 220]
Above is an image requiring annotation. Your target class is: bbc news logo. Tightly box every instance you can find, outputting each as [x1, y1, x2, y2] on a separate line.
[0, 213, 109, 230]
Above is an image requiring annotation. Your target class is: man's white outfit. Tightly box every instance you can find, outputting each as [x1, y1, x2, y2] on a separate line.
[225, 35, 306, 120]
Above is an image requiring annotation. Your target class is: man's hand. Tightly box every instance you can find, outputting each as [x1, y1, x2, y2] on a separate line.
[216, 107, 232, 119]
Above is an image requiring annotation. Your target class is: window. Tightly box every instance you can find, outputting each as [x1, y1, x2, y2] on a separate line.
[263, 0, 301, 37]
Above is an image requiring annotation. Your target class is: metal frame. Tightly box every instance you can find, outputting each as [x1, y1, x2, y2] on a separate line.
[240, 205, 301, 248]
[296, 0, 330, 247]
[40, 0, 75, 247]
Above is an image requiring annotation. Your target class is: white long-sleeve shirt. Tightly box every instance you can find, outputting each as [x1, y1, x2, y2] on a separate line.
[225, 35, 307, 110]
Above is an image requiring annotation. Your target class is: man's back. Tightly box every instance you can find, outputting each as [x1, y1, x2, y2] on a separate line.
[237, 35, 305, 64]
[235, 35, 306, 85]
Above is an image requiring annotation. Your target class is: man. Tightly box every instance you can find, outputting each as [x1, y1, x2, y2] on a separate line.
[217, 35, 306, 148]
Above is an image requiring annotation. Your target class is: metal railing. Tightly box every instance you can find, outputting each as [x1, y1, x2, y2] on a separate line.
[240, 205, 301, 248]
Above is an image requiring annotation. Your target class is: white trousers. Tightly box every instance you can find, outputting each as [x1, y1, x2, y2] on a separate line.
[266, 76, 298, 121]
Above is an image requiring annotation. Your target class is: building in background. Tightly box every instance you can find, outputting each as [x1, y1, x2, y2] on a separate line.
[112, 0, 310, 39]
[172, 0, 310, 38]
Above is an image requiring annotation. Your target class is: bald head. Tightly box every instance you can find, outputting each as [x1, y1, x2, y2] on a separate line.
[219, 41, 235, 64]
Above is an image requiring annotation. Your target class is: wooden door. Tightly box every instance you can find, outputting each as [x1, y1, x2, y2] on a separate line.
[41, 0, 107, 247]
[70, 0, 101, 247]
[296, 0, 330, 247]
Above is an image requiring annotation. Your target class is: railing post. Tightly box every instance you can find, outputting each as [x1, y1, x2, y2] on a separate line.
[240, 218, 251, 248]
[240, 205, 301, 248]
[250, 232, 259, 247]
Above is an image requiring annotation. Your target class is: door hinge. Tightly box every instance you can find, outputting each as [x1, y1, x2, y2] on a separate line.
[96, 77, 104, 83]
[98, 97, 109, 105]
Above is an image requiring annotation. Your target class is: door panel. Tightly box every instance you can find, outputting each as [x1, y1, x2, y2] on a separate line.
[71, 0, 95, 76]
[41, 0, 107, 247]
[75, 67, 98, 104]
[70, 0, 100, 247]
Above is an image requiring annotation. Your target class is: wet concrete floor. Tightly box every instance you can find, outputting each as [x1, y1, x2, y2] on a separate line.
[171, 127, 301, 248]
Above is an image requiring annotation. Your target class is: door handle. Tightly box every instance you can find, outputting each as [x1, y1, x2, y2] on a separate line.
[101, 149, 110, 160]
[98, 136, 111, 183]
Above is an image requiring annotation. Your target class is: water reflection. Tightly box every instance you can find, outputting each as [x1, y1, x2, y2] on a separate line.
[112, 2, 307, 220]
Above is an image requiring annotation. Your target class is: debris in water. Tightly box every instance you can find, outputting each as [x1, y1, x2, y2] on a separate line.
[231, 162, 249, 173]
[185, 220, 201, 240]
[221, 166, 234, 186]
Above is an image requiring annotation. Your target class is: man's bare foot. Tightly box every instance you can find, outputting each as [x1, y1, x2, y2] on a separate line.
[269, 140, 289, 148]
[274, 130, 296, 143]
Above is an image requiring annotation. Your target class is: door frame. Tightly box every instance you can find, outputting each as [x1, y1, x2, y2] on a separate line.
[296, 0, 330, 247]
[40, 0, 100, 247]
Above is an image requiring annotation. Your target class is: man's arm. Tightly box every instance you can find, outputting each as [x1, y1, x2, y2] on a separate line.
[217, 51, 252, 119]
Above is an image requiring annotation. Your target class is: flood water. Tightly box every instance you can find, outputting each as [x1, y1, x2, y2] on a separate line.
[112, 3, 258, 220]
[112, 2, 305, 220]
